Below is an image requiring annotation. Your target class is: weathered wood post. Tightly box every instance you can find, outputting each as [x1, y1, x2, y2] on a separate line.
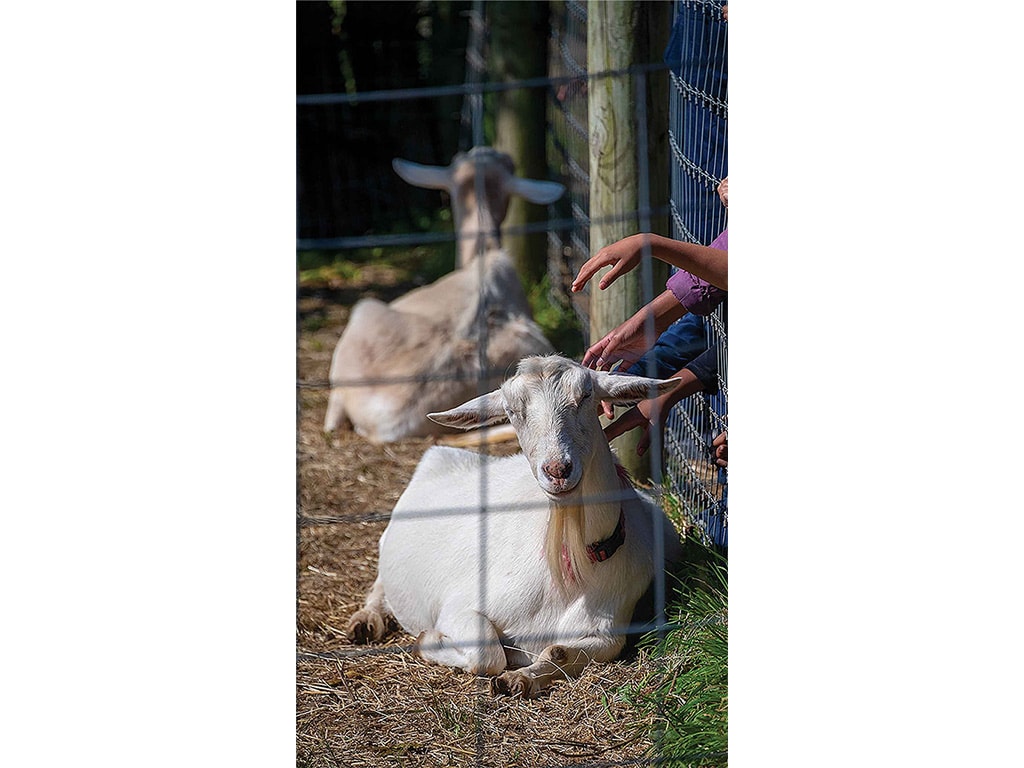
[588, 0, 670, 478]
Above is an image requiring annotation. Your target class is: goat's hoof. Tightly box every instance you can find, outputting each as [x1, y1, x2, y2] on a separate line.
[490, 671, 539, 699]
[411, 631, 431, 660]
[345, 609, 385, 644]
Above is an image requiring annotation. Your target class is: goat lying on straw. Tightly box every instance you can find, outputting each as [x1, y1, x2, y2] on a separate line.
[347, 355, 684, 698]
[323, 147, 563, 443]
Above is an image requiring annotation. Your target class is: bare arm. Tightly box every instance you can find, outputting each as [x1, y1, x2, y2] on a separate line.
[581, 290, 688, 372]
[603, 367, 706, 456]
[572, 233, 728, 293]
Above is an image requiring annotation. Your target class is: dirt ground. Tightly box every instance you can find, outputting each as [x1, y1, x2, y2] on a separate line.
[296, 279, 660, 767]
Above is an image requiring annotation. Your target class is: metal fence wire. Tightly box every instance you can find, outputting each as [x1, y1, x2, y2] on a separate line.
[297, 0, 727, 762]
[662, 0, 729, 549]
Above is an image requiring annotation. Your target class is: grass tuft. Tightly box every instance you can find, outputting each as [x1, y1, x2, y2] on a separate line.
[622, 535, 728, 767]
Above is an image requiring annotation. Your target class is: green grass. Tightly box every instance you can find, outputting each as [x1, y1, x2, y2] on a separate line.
[527, 273, 584, 358]
[298, 210, 457, 288]
[300, 314, 329, 333]
[297, 259, 361, 285]
[297, 242, 457, 289]
[622, 535, 728, 767]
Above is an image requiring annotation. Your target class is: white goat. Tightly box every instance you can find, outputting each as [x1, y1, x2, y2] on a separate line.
[323, 147, 565, 443]
[346, 355, 684, 698]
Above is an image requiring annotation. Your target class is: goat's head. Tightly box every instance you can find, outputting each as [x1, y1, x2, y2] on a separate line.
[428, 355, 680, 499]
[393, 148, 565, 262]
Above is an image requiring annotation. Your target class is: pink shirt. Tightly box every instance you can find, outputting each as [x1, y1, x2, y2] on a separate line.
[664, 229, 727, 316]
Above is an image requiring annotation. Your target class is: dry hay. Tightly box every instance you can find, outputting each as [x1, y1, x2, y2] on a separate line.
[296, 647, 656, 768]
[297, 283, 659, 767]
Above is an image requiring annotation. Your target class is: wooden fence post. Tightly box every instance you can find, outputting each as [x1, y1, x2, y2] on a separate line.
[587, 0, 669, 477]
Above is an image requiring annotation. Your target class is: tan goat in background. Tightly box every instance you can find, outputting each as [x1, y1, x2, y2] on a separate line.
[323, 147, 565, 443]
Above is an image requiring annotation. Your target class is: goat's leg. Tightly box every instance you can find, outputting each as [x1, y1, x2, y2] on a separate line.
[345, 576, 394, 644]
[323, 297, 389, 434]
[323, 387, 350, 432]
[490, 636, 623, 699]
[412, 606, 508, 675]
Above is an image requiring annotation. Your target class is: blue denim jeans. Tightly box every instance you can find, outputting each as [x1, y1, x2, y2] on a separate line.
[625, 314, 708, 379]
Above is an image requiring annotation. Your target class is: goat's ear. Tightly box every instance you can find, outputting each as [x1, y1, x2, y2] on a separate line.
[427, 390, 507, 430]
[592, 372, 681, 405]
[392, 158, 452, 191]
[508, 177, 566, 205]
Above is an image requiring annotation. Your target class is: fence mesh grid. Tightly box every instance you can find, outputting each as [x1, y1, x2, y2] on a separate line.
[297, 1, 726, 763]
[663, 0, 729, 549]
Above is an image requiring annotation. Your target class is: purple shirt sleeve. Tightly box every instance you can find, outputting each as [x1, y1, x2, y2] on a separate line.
[664, 229, 727, 316]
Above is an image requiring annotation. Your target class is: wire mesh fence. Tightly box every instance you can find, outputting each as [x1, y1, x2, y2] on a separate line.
[662, 0, 729, 549]
[297, 1, 727, 764]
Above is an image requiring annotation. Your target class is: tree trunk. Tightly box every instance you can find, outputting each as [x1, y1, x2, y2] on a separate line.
[489, 1, 551, 288]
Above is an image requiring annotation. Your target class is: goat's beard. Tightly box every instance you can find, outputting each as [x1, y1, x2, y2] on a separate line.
[546, 502, 589, 596]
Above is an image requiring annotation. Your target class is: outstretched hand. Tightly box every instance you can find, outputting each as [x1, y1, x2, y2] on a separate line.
[571, 235, 645, 293]
[581, 306, 659, 372]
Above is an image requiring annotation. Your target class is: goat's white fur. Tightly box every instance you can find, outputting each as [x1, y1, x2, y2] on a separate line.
[346, 355, 684, 698]
[323, 147, 564, 443]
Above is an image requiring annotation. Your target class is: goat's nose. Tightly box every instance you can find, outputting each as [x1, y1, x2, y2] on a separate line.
[542, 459, 572, 480]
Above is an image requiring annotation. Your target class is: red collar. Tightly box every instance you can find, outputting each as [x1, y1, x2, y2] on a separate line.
[561, 507, 627, 584]
[584, 464, 632, 563]
[585, 508, 626, 563]
[562, 465, 632, 579]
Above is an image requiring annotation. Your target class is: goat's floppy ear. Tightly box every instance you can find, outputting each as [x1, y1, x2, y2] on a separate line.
[508, 177, 566, 205]
[427, 390, 507, 430]
[592, 371, 681, 405]
[392, 158, 453, 191]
